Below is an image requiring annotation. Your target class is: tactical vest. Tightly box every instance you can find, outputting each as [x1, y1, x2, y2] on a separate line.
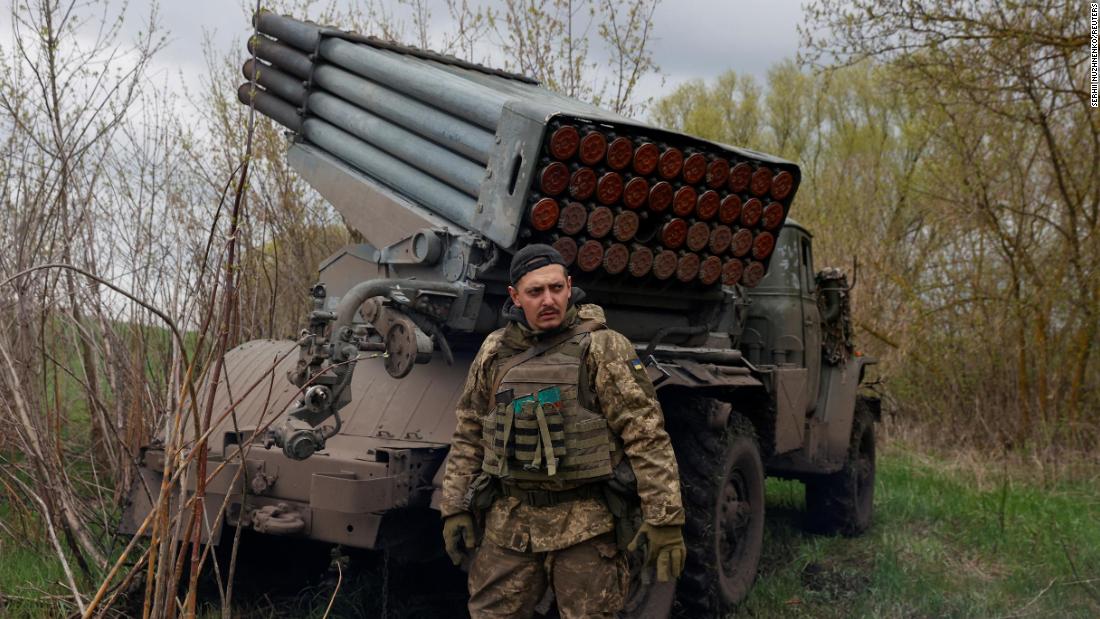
[481, 328, 615, 483]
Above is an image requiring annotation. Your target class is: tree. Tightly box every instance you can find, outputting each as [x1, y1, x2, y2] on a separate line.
[802, 0, 1098, 445]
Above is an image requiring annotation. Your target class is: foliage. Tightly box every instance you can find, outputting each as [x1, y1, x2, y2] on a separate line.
[797, 0, 1099, 447]
[651, 1, 1099, 450]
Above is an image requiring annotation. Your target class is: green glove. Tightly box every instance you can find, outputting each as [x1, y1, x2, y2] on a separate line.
[442, 512, 477, 566]
[628, 522, 686, 582]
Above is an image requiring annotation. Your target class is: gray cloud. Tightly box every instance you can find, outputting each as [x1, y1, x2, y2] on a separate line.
[1, 0, 804, 117]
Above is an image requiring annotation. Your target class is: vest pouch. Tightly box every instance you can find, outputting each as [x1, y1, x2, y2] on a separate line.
[557, 414, 614, 481]
[491, 401, 515, 459]
[512, 398, 542, 467]
[535, 386, 567, 458]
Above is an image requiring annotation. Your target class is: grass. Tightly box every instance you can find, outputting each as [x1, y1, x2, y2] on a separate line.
[743, 444, 1100, 618]
[1, 442, 1098, 618]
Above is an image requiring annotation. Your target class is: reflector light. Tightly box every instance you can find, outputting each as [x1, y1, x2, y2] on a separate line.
[696, 190, 719, 221]
[673, 186, 698, 217]
[653, 250, 678, 280]
[728, 162, 753, 192]
[721, 259, 744, 286]
[719, 194, 742, 224]
[623, 177, 649, 209]
[596, 172, 624, 205]
[682, 153, 707, 184]
[740, 198, 763, 227]
[762, 202, 784, 230]
[529, 198, 560, 231]
[750, 166, 772, 196]
[706, 159, 730, 189]
[752, 231, 775, 260]
[633, 143, 659, 175]
[577, 240, 605, 272]
[579, 131, 607, 166]
[709, 225, 732, 254]
[699, 256, 722, 285]
[741, 260, 765, 287]
[659, 218, 688, 249]
[613, 210, 640, 242]
[549, 125, 580, 160]
[770, 170, 794, 200]
[587, 206, 614, 238]
[606, 137, 634, 170]
[731, 228, 752, 257]
[558, 202, 588, 235]
[648, 182, 673, 212]
[552, 236, 578, 266]
[539, 162, 569, 196]
[569, 167, 596, 201]
[686, 222, 710, 252]
[658, 148, 683, 179]
[629, 246, 654, 277]
[676, 252, 701, 283]
[603, 243, 629, 274]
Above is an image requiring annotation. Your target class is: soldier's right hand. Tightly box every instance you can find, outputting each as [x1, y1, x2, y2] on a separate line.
[442, 512, 477, 565]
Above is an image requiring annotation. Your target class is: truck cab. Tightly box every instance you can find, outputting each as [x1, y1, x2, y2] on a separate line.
[741, 219, 822, 410]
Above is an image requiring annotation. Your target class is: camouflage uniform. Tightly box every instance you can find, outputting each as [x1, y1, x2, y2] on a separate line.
[441, 303, 684, 618]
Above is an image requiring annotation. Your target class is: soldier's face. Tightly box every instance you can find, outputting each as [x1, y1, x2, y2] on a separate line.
[508, 265, 572, 330]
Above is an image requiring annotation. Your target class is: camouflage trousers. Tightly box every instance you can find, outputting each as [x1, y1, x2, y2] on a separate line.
[468, 533, 629, 618]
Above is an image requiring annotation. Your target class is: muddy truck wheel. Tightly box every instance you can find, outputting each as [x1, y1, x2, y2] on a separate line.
[619, 562, 676, 618]
[804, 398, 876, 536]
[665, 395, 765, 617]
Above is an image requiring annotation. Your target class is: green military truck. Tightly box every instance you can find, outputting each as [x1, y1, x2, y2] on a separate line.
[120, 11, 880, 617]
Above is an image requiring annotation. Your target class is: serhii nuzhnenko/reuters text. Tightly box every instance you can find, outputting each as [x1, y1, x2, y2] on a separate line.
[1091, 3, 1098, 107]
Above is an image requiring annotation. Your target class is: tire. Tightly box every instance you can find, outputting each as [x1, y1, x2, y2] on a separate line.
[667, 396, 765, 617]
[804, 399, 876, 536]
[619, 562, 676, 618]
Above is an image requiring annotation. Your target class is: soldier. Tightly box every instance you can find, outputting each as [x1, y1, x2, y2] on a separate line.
[440, 243, 686, 618]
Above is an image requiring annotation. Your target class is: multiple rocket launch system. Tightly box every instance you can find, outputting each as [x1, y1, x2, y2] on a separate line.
[238, 11, 800, 290]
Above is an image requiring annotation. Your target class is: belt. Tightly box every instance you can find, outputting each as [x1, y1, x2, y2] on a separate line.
[499, 483, 604, 508]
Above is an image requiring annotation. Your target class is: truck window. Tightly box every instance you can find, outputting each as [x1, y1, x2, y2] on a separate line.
[758, 227, 801, 291]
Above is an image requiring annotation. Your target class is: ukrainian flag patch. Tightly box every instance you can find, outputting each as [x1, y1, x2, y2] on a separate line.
[630, 359, 644, 372]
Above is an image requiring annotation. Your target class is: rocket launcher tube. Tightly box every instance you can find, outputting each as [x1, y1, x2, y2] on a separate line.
[318, 38, 509, 130]
[254, 9, 322, 51]
[307, 91, 485, 197]
[242, 59, 307, 106]
[302, 118, 477, 227]
[248, 34, 312, 79]
[312, 64, 493, 164]
[255, 12, 508, 130]
[237, 83, 302, 132]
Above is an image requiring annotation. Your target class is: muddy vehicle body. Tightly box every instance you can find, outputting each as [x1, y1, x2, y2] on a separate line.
[121, 12, 880, 617]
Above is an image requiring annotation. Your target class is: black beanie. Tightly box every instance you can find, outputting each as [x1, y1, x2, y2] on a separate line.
[509, 243, 568, 284]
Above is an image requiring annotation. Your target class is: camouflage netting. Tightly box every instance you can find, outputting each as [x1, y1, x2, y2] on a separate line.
[816, 268, 853, 365]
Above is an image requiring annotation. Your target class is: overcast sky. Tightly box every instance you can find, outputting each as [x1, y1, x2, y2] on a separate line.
[139, 0, 806, 117]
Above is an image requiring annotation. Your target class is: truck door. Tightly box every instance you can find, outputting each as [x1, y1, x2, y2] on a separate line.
[799, 234, 821, 412]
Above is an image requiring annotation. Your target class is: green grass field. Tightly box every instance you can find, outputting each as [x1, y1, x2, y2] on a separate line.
[1, 441, 1097, 618]
[745, 445, 1100, 618]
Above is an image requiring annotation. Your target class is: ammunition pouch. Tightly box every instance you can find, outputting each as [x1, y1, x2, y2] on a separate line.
[604, 458, 642, 550]
[462, 472, 499, 514]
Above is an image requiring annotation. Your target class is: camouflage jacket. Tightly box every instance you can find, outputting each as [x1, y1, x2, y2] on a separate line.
[441, 303, 685, 552]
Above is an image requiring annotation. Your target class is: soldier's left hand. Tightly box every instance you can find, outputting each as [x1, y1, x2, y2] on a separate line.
[628, 522, 686, 582]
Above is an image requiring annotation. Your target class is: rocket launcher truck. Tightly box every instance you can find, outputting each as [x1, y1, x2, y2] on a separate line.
[120, 11, 881, 617]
